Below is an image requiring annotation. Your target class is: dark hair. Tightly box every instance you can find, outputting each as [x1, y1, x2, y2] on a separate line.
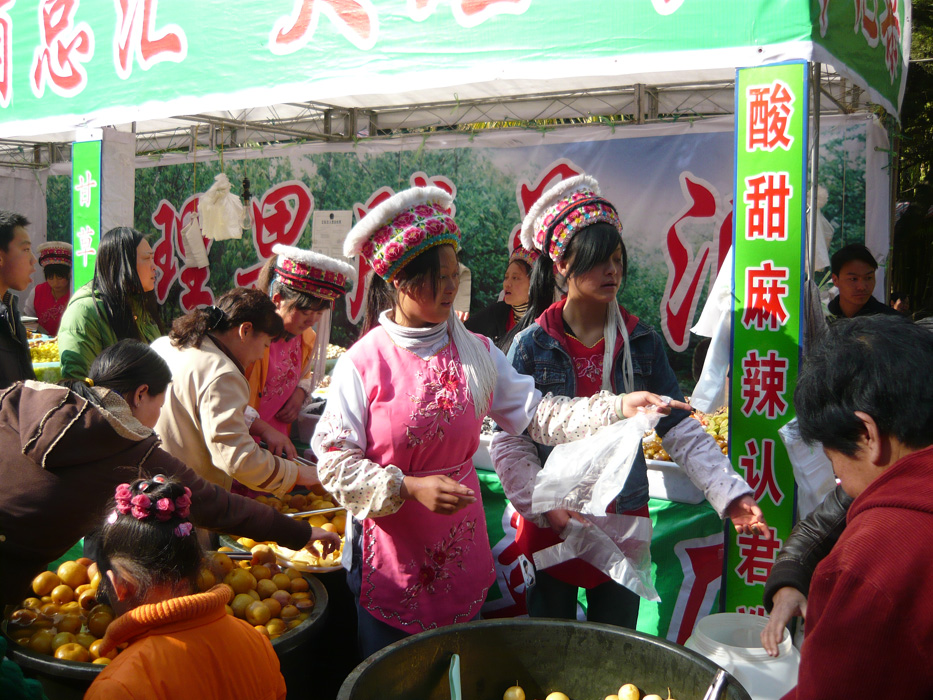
[256, 256, 330, 313]
[93, 227, 165, 340]
[519, 223, 627, 330]
[59, 339, 172, 407]
[43, 264, 71, 281]
[830, 243, 878, 276]
[506, 258, 532, 278]
[0, 210, 29, 251]
[794, 315, 933, 455]
[361, 244, 457, 335]
[96, 477, 202, 606]
[169, 286, 285, 349]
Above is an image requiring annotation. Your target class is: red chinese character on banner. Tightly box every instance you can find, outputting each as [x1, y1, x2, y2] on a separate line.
[742, 261, 790, 331]
[235, 181, 314, 288]
[660, 173, 728, 352]
[270, 0, 377, 54]
[409, 0, 530, 27]
[734, 529, 782, 586]
[741, 349, 789, 419]
[854, 0, 880, 45]
[738, 438, 785, 505]
[743, 172, 792, 241]
[31, 0, 95, 98]
[735, 605, 768, 616]
[880, 0, 902, 81]
[114, 0, 187, 80]
[178, 265, 215, 312]
[151, 196, 203, 306]
[0, 0, 13, 107]
[746, 81, 794, 152]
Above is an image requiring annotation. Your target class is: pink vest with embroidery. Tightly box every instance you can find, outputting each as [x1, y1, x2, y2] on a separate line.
[347, 326, 494, 633]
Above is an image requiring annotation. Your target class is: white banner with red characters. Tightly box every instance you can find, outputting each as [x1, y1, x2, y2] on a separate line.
[130, 114, 885, 350]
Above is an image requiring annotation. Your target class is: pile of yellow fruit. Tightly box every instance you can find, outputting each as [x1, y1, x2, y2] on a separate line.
[29, 338, 59, 364]
[504, 682, 677, 700]
[325, 344, 346, 360]
[238, 491, 346, 570]
[642, 408, 729, 463]
[4, 559, 117, 665]
[201, 550, 315, 640]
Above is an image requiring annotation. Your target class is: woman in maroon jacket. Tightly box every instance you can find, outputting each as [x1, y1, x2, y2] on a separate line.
[0, 339, 337, 605]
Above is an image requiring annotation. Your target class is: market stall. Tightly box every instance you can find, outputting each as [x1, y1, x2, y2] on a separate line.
[0, 1, 911, 697]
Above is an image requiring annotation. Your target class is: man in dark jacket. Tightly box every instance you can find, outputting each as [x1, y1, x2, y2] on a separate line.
[0, 210, 37, 390]
[776, 315, 933, 699]
[827, 243, 900, 320]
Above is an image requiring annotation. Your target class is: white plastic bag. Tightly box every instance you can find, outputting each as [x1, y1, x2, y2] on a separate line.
[529, 409, 662, 600]
[778, 418, 836, 519]
[180, 212, 209, 268]
[533, 516, 659, 601]
[532, 409, 660, 517]
[691, 246, 733, 413]
[199, 173, 244, 241]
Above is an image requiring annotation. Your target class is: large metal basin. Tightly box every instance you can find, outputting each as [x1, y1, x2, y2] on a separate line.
[339, 619, 751, 700]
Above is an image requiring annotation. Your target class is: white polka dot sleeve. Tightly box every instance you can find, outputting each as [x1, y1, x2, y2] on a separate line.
[310, 355, 405, 520]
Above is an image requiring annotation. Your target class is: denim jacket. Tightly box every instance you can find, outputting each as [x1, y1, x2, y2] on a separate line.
[507, 315, 690, 513]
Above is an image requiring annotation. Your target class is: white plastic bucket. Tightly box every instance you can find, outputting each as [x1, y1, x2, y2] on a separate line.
[685, 613, 800, 700]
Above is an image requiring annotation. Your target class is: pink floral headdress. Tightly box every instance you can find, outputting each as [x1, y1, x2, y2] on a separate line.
[343, 187, 460, 281]
[271, 245, 356, 302]
[113, 479, 194, 536]
[520, 174, 622, 264]
[37, 241, 73, 268]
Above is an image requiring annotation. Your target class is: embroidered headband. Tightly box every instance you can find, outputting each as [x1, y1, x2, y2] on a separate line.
[520, 174, 622, 263]
[271, 245, 356, 302]
[508, 246, 539, 268]
[37, 241, 73, 268]
[343, 186, 460, 282]
[113, 480, 193, 535]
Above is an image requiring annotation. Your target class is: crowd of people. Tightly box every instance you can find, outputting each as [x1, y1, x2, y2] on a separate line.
[0, 168, 928, 700]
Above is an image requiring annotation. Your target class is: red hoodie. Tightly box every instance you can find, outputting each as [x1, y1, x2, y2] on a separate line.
[782, 444, 933, 699]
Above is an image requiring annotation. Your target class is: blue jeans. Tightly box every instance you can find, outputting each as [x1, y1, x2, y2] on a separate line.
[526, 569, 640, 628]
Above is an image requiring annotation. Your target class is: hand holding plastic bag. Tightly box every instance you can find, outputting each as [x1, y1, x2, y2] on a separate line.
[531, 408, 661, 517]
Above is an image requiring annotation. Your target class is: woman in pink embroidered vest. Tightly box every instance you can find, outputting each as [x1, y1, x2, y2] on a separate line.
[245, 246, 355, 462]
[23, 241, 72, 336]
[311, 186, 690, 658]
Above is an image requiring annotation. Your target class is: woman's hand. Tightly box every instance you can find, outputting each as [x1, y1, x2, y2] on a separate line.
[761, 586, 807, 657]
[293, 460, 321, 488]
[275, 388, 307, 425]
[619, 392, 692, 418]
[304, 527, 341, 558]
[545, 508, 590, 537]
[400, 475, 476, 515]
[259, 423, 298, 460]
[725, 494, 771, 539]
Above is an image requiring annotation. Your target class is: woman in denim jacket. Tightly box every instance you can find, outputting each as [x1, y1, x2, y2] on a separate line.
[490, 174, 768, 626]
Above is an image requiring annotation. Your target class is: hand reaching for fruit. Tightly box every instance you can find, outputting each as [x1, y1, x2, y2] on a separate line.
[305, 527, 341, 558]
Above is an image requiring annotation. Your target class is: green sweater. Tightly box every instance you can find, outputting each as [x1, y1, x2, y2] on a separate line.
[57, 283, 163, 380]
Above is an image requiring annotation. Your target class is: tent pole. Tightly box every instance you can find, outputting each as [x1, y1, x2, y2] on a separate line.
[806, 62, 822, 345]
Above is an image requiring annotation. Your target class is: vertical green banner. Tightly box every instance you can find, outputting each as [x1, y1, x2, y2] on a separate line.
[724, 62, 807, 614]
[71, 138, 102, 291]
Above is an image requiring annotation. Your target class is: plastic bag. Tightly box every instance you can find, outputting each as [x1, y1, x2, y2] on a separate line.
[533, 516, 659, 601]
[532, 409, 661, 517]
[199, 173, 245, 241]
[180, 212, 209, 268]
[778, 418, 836, 519]
[528, 409, 662, 600]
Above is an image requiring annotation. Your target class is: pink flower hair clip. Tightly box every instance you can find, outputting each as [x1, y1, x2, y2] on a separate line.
[174, 522, 194, 538]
